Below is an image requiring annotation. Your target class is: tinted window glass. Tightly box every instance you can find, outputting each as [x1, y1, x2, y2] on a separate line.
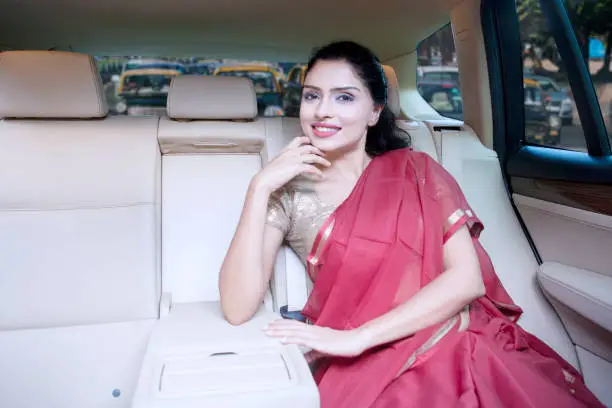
[416, 24, 461, 119]
[517, 0, 611, 150]
[97, 57, 302, 117]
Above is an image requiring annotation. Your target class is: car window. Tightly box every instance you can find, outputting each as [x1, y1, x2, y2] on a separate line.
[217, 70, 277, 93]
[288, 68, 299, 84]
[518, 0, 611, 151]
[97, 57, 302, 117]
[416, 24, 462, 120]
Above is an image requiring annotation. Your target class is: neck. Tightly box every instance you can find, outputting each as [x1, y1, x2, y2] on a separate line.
[323, 144, 371, 181]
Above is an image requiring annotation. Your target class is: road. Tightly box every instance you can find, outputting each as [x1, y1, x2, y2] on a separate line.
[559, 123, 612, 152]
[559, 124, 587, 151]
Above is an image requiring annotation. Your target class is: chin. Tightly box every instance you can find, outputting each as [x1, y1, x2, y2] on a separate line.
[309, 136, 344, 152]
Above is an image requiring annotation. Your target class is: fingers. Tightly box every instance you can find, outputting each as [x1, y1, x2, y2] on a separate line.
[263, 320, 332, 354]
[302, 154, 331, 167]
[297, 144, 326, 157]
[265, 319, 309, 330]
[283, 136, 311, 152]
[299, 164, 324, 179]
[265, 328, 317, 340]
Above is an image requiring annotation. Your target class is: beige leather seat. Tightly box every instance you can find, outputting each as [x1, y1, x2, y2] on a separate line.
[0, 51, 162, 408]
[132, 75, 317, 407]
[158, 75, 294, 307]
[382, 65, 440, 161]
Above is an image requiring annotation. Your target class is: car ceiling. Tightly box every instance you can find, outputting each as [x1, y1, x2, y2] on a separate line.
[0, 0, 459, 61]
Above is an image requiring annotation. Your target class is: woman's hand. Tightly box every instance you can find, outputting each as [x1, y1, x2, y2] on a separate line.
[264, 319, 369, 358]
[252, 136, 331, 194]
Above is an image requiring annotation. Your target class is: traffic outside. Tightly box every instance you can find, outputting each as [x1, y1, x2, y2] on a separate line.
[417, 0, 612, 151]
[96, 0, 611, 153]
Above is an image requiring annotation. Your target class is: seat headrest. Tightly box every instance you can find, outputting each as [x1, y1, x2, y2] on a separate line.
[0, 51, 108, 119]
[382, 65, 401, 117]
[166, 76, 258, 120]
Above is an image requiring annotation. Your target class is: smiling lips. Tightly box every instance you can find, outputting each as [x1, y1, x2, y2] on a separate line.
[312, 122, 341, 138]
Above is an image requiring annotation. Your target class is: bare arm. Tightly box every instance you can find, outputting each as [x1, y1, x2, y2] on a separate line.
[219, 137, 329, 325]
[357, 225, 486, 348]
[218, 182, 285, 325]
[265, 225, 486, 356]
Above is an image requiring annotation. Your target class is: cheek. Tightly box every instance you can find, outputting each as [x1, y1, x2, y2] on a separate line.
[299, 103, 315, 135]
[335, 104, 372, 129]
[299, 101, 314, 121]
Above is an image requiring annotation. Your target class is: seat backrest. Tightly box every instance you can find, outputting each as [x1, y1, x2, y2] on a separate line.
[425, 122, 577, 365]
[382, 65, 439, 161]
[0, 51, 161, 329]
[160, 76, 284, 307]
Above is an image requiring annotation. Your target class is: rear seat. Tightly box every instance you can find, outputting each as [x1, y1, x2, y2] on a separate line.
[382, 65, 440, 161]
[158, 75, 297, 309]
[0, 51, 578, 406]
[132, 75, 317, 408]
[0, 51, 161, 407]
[424, 121, 578, 366]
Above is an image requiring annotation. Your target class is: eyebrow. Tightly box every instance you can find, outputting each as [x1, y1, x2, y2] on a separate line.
[302, 85, 362, 92]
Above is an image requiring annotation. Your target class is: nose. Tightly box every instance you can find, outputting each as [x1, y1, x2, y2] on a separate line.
[314, 94, 333, 120]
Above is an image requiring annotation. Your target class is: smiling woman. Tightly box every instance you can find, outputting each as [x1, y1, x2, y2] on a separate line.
[220, 40, 605, 408]
[2, 0, 611, 407]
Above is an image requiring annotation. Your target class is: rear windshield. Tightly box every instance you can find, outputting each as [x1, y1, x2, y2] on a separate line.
[121, 74, 174, 90]
[216, 70, 278, 93]
[97, 57, 300, 117]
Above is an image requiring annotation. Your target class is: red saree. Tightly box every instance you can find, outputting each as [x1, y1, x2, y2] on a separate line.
[301, 148, 604, 408]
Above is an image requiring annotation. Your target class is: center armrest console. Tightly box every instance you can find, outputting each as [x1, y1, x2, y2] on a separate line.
[132, 302, 319, 408]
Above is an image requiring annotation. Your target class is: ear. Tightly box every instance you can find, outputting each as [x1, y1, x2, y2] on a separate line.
[368, 104, 384, 127]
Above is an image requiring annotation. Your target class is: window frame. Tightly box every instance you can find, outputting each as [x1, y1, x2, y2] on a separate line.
[540, 0, 610, 156]
[481, 0, 612, 183]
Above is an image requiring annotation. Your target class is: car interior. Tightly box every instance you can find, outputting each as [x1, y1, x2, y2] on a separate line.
[0, 0, 611, 407]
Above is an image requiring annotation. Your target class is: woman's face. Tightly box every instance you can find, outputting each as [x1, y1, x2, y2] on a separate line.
[299, 60, 382, 154]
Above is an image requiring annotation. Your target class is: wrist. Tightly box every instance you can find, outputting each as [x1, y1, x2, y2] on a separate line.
[249, 175, 272, 198]
[353, 324, 377, 352]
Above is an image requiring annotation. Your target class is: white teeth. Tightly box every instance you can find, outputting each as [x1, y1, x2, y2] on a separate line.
[314, 127, 337, 132]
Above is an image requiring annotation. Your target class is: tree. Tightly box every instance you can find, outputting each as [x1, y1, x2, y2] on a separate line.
[518, 0, 612, 74]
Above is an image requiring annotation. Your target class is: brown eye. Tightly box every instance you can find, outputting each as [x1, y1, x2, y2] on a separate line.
[302, 91, 319, 101]
[336, 93, 355, 102]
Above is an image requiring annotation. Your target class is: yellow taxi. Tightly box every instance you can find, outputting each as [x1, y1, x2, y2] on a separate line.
[213, 65, 284, 116]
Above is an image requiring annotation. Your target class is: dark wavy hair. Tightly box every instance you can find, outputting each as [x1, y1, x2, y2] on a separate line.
[305, 41, 411, 156]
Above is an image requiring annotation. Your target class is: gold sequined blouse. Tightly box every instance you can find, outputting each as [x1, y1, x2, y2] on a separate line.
[266, 178, 337, 265]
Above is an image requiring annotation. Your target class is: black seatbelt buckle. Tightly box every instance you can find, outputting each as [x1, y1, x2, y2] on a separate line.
[279, 305, 307, 322]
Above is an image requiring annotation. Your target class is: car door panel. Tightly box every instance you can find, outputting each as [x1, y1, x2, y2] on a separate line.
[513, 192, 612, 404]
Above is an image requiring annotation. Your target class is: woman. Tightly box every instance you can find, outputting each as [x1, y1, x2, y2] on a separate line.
[219, 41, 604, 407]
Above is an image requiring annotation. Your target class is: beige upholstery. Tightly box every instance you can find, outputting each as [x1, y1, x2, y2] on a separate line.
[133, 76, 318, 407]
[576, 346, 612, 405]
[539, 263, 612, 335]
[167, 76, 257, 120]
[383, 65, 439, 161]
[515, 194, 612, 405]
[382, 65, 401, 117]
[159, 115, 293, 306]
[161, 77, 277, 302]
[0, 117, 161, 329]
[0, 52, 161, 408]
[133, 303, 318, 408]
[0, 51, 108, 118]
[426, 122, 577, 367]
[158, 119, 265, 155]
